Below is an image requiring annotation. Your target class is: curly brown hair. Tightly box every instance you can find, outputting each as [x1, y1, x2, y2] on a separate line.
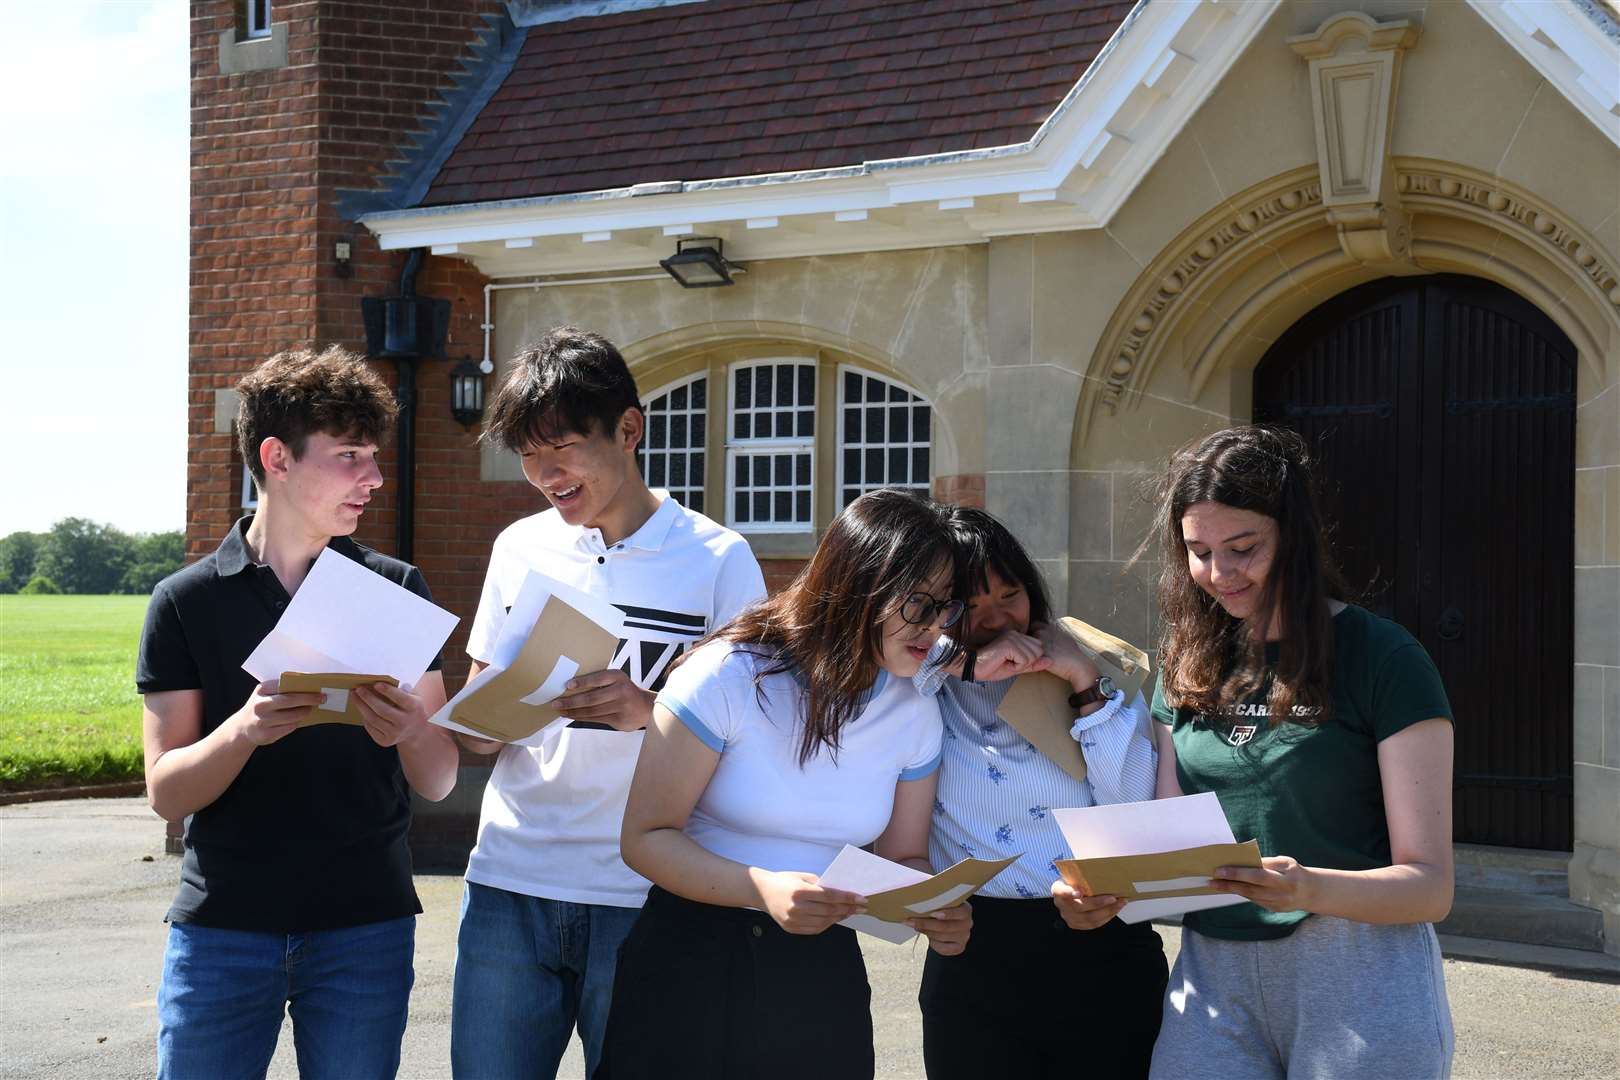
[236, 346, 397, 487]
[1138, 426, 1347, 727]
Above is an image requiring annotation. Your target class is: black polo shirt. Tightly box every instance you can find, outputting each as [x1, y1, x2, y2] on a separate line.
[136, 517, 443, 933]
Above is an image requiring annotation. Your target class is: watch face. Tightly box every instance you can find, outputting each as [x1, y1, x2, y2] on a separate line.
[1097, 675, 1116, 698]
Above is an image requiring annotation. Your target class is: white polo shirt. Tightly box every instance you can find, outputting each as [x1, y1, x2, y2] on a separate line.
[464, 495, 765, 907]
[658, 639, 944, 876]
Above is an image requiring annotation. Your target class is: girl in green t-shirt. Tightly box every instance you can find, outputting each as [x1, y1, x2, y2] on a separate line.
[1143, 426, 1455, 1080]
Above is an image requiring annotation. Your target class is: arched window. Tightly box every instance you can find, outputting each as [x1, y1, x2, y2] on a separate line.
[725, 360, 817, 532]
[836, 366, 932, 509]
[641, 372, 708, 516]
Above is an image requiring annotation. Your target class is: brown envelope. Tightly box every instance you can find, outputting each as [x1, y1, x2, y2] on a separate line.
[1054, 839, 1264, 900]
[449, 595, 621, 743]
[861, 854, 1019, 924]
[994, 616, 1154, 784]
[279, 671, 400, 727]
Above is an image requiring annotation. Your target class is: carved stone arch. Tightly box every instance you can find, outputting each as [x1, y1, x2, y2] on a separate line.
[620, 318, 963, 484]
[1076, 159, 1620, 448]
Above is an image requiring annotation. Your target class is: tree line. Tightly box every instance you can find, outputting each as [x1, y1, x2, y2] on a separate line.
[0, 518, 185, 595]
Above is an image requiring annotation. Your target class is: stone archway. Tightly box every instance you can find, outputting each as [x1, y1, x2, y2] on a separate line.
[1075, 159, 1620, 446]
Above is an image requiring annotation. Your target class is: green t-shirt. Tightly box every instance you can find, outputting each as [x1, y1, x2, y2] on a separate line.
[1150, 604, 1452, 940]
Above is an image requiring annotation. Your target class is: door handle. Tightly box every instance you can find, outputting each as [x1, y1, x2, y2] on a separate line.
[1438, 607, 1464, 641]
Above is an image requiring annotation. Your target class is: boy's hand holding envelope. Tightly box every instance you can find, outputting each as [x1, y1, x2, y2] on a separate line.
[230, 679, 328, 747]
[550, 668, 655, 732]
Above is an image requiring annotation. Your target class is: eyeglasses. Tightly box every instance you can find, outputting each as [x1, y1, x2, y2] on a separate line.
[900, 592, 965, 628]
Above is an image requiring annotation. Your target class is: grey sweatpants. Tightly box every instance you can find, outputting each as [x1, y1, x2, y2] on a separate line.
[1150, 915, 1454, 1080]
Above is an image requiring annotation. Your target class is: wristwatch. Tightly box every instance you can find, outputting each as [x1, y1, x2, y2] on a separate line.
[962, 649, 978, 684]
[1069, 675, 1116, 710]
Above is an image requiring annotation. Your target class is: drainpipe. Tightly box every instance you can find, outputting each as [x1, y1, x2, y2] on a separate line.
[394, 249, 424, 563]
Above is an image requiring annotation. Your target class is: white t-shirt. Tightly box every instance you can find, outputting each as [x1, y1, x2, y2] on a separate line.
[657, 639, 944, 876]
[464, 496, 765, 907]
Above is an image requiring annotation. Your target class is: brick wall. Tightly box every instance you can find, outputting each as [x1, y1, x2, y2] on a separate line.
[190, 0, 511, 689]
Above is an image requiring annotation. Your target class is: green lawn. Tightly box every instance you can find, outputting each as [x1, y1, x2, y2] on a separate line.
[0, 595, 149, 790]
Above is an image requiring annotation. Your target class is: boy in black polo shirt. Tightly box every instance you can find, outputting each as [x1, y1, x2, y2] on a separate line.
[137, 346, 459, 1080]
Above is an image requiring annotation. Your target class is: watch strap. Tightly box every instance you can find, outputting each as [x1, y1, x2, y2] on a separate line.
[962, 649, 978, 684]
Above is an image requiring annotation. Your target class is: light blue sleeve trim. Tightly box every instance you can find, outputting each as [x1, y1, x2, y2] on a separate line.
[661, 697, 725, 753]
[899, 748, 943, 782]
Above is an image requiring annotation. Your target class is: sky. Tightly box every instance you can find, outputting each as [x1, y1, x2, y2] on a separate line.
[0, 1, 188, 536]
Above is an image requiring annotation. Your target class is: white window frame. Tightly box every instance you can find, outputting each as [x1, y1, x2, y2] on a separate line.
[641, 371, 708, 515]
[834, 365, 933, 509]
[246, 0, 272, 39]
[241, 462, 260, 511]
[725, 358, 816, 534]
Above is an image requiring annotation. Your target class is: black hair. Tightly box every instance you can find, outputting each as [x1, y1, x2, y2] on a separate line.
[943, 505, 1052, 628]
[483, 326, 644, 452]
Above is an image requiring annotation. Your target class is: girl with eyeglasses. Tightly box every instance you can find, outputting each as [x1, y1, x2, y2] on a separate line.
[597, 489, 975, 1080]
[915, 507, 1168, 1079]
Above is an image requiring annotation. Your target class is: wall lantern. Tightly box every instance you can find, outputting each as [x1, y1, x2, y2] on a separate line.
[659, 236, 737, 288]
[450, 358, 491, 429]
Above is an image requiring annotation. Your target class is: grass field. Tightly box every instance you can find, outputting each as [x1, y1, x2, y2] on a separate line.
[0, 595, 148, 790]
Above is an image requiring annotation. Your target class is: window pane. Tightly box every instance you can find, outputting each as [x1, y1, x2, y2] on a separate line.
[671, 456, 687, 485]
[843, 487, 859, 507]
[691, 378, 706, 408]
[671, 414, 687, 446]
[889, 447, 908, 479]
[868, 378, 885, 403]
[865, 407, 884, 443]
[775, 411, 795, 438]
[670, 384, 687, 410]
[796, 453, 811, 485]
[915, 407, 930, 441]
[774, 491, 792, 520]
[753, 492, 769, 520]
[774, 455, 791, 486]
[890, 383, 909, 402]
[649, 454, 666, 486]
[734, 413, 750, 439]
[734, 368, 751, 409]
[845, 371, 862, 403]
[843, 447, 860, 482]
[865, 448, 884, 480]
[650, 414, 666, 449]
[756, 365, 773, 404]
[890, 406, 909, 442]
[843, 408, 860, 441]
[691, 491, 704, 513]
[734, 491, 748, 522]
[796, 490, 811, 521]
[798, 365, 816, 405]
[692, 414, 706, 444]
[914, 447, 929, 477]
[735, 456, 748, 485]
[692, 451, 704, 479]
[776, 364, 794, 405]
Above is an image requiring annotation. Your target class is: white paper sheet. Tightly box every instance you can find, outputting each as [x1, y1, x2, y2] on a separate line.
[818, 845, 931, 945]
[242, 548, 459, 689]
[1052, 792, 1249, 925]
[427, 569, 628, 749]
[317, 688, 350, 714]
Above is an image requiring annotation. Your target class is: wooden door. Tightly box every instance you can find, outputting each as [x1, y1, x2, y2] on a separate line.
[1255, 274, 1575, 850]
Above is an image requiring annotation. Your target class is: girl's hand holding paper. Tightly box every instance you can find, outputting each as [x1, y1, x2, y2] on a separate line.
[1050, 879, 1126, 930]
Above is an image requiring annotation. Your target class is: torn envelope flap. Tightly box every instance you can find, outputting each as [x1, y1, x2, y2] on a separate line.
[1054, 839, 1263, 901]
[860, 854, 1020, 924]
[278, 671, 400, 727]
[997, 671, 1088, 784]
[1054, 616, 1151, 701]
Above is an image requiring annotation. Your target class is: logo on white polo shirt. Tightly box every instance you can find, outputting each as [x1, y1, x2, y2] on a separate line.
[611, 604, 708, 692]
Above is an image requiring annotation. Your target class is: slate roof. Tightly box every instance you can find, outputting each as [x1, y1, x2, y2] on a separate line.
[422, 0, 1135, 206]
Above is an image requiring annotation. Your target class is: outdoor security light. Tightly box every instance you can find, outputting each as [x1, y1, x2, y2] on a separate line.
[659, 236, 737, 288]
[450, 358, 486, 429]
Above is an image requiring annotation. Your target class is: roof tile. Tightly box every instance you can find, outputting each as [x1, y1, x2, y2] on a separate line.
[422, 0, 1124, 205]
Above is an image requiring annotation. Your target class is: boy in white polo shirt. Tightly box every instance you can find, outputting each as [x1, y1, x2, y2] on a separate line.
[449, 326, 765, 1079]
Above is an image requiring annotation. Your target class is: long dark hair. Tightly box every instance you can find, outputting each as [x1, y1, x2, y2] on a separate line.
[1140, 426, 1346, 726]
[714, 489, 965, 765]
[944, 506, 1052, 631]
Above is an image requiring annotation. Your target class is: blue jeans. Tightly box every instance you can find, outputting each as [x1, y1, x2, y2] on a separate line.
[156, 916, 415, 1080]
[451, 882, 641, 1079]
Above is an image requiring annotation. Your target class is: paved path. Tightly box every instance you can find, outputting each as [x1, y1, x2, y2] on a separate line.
[2, 799, 1615, 1079]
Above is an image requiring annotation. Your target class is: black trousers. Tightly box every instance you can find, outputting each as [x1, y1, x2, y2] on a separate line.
[596, 886, 875, 1080]
[919, 897, 1168, 1080]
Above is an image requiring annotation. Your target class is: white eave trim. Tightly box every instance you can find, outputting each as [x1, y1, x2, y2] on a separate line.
[1468, 0, 1620, 148]
[360, 0, 1279, 273]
